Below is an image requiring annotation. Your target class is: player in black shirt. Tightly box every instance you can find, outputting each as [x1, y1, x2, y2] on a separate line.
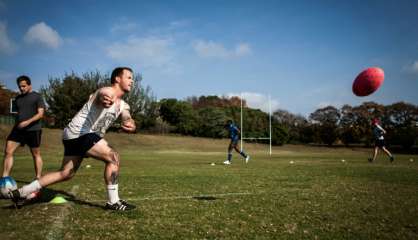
[2, 75, 45, 179]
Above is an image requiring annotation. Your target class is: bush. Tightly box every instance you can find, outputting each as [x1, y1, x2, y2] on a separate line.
[390, 127, 418, 150]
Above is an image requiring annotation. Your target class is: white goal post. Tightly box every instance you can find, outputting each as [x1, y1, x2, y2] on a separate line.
[240, 93, 272, 155]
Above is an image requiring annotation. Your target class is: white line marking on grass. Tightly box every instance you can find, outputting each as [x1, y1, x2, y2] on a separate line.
[87, 192, 256, 203]
[46, 185, 79, 240]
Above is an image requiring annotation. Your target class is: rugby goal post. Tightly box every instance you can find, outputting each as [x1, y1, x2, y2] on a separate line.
[240, 93, 272, 155]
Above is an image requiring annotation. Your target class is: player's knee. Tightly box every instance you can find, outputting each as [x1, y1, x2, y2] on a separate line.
[106, 150, 120, 166]
[32, 152, 42, 159]
[4, 148, 15, 157]
[60, 168, 76, 181]
[31, 149, 41, 156]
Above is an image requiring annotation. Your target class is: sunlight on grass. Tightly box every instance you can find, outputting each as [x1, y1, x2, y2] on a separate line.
[0, 128, 417, 239]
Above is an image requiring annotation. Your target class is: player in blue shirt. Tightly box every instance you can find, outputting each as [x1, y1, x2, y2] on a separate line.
[223, 120, 250, 165]
[368, 118, 394, 163]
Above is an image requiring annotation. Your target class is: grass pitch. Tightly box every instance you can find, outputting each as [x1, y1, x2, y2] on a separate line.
[0, 126, 417, 239]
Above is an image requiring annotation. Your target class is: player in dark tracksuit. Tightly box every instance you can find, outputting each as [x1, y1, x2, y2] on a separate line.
[223, 120, 250, 164]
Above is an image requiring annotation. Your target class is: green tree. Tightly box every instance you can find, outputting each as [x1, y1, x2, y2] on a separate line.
[187, 95, 244, 109]
[195, 107, 228, 138]
[271, 120, 289, 145]
[41, 73, 98, 128]
[273, 109, 308, 143]
[299, 124, 315, 144]
[385, 102, 418, 149]
[309, 106, 340, 145]
[230, 107, 288, 145]
[339, 104, 362, 146]
[122, 75, 158, 130]
[159, 99, 198, 135]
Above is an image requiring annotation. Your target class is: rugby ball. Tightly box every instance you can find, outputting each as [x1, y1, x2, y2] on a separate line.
[352, 67, 384, 97]
[0, 176, 17, 198]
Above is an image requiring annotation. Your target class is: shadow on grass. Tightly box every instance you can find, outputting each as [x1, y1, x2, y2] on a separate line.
[2, 179, 104, 210]
[193, 196, 218, 201]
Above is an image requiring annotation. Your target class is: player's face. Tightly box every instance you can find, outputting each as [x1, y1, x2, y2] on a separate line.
[118, 70, 133, 93]
[18, 81, 32, 94]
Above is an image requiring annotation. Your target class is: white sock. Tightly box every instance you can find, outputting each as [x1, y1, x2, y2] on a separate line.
[19, 180, 42, 198]
[107, 184, 120, 204]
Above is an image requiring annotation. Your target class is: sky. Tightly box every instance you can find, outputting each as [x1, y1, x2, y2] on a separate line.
[0, 0, 417, 116]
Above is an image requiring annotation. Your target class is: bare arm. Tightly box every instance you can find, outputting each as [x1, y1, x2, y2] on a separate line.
[376, 124, 386, 134]
[95, 88, 114, 108]
[120, 108, 136, 133]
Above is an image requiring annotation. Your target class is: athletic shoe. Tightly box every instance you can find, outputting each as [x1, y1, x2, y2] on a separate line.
[105, 200, 136, 211]
[368, 158, 373, 163]
[8, 189, 25, 208]
[245, 155, 250, 163]
[390, 156, 394, 163]
[223, 160, 231, 165]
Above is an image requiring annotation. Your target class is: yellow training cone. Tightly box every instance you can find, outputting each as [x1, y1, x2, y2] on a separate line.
[49, 196, 68, 204]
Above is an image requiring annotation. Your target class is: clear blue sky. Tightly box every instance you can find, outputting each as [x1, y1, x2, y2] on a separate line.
[1, 0, 417, 116]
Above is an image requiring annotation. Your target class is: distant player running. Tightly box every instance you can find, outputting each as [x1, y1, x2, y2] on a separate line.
[223, 120, 250, 165]
[10, 67, 137, 211]
[368, 118, 394, 163]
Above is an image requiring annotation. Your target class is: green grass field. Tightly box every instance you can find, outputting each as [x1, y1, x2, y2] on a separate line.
[0, 126, 417, 239]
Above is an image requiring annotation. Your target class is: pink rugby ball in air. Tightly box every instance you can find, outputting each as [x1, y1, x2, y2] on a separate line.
[352, 67, 384, 97]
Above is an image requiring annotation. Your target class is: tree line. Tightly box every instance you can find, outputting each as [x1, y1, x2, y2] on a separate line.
[1, 72, 417, 149]
[275, 102, 418, 149]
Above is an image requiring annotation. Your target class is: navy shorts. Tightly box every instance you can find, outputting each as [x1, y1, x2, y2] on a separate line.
[230, 136, 239, 145]
[375, 139, 386, 148]
[63, 133, 102, 157]
[7, 128, 42, 148]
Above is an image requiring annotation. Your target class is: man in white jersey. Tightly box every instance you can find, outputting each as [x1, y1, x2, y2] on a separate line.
[368, 118, 394, 163]
[10, 67, 137, 211]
